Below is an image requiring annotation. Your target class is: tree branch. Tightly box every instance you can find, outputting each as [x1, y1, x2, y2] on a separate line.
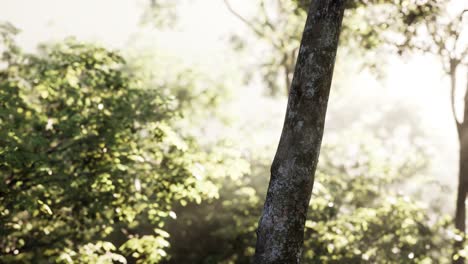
[452, 9, 468, 60]
[223, 0, 264, 38]
[223, 0, 283, 50]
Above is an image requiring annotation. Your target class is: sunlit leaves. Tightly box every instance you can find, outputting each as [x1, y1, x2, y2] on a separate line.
[0, 37, 226, 263]
[57, 241, 126, 264]
[304, 197, 441, 263]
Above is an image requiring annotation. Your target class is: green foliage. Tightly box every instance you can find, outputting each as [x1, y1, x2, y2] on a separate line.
[0, 22, 21, 63]
[162, 148, 262, 264]
[0, 32, 227, 262]
[124, 47, 232, 123]
[303, 198, 448, 263]
[57, 241, 126, 264]
[301, 132, 452, 263]
[338, 0, 445, 54]
[162, 129, 456, 263]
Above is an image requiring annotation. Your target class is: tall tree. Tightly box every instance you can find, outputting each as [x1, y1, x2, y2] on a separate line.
[253, 0, 346, 263]
[438, 10, 468, 264]
[383, 6, 467, 262]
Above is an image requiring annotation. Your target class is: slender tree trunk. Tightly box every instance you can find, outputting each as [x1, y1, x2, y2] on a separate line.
[253, 1, 346, 263]
[454, 130, 468, 264]
[454, 72, 468, 264]
[456, 126, 468, 230]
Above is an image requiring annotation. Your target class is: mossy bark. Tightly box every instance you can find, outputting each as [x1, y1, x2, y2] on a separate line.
[253, 0, 346, 263]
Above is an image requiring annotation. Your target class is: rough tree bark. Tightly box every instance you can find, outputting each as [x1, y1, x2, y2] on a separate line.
[253, 1, 346, 263]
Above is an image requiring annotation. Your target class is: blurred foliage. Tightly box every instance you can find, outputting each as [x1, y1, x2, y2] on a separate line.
[390, 3, 468, 73]
[302, 131, 451, 264]
[293, 0, 447, 52]
[162, 148, 267, 264]
[0, 25, 247, 263]
[160, 126, 460, 263]
[0, 22, 20, 63]
[123, 47, 233, 126]
[141, 0, 180, 28]
[224, 0, 446, 95]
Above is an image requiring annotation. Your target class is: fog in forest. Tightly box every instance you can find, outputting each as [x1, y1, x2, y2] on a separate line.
[1, 0, 467, 263]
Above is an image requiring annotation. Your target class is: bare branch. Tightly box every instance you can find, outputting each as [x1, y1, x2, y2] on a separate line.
[223, 1, 265, 38]
[223, 0, 283, 50]
[259, 0, 276, 34]
[452, 9, 468, 58]
[462, 9, 468, 18]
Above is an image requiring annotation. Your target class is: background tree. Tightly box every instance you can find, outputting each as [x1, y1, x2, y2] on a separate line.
[394, 6, 468, 264]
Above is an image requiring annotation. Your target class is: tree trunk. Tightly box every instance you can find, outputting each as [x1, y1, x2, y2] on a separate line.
[454, 73, 468, 264]
[253, 1, 346, 263]
[454, 128, 468, 264]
